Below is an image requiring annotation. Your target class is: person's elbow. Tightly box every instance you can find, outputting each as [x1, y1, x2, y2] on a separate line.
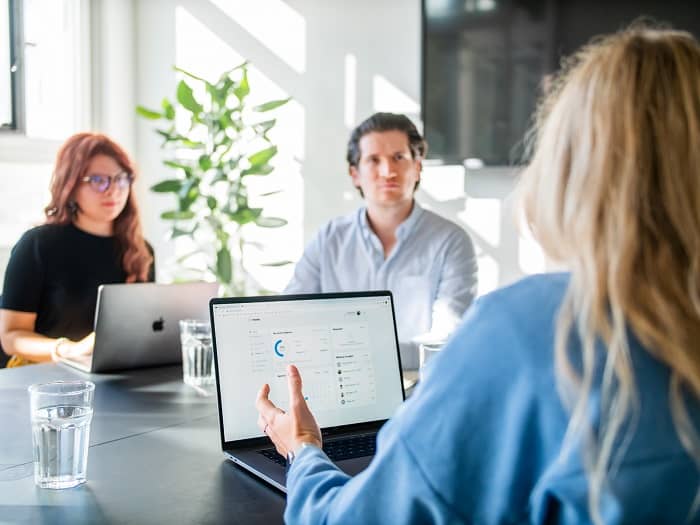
[0, 309, 36, 356]
[0, 328, 17, 356]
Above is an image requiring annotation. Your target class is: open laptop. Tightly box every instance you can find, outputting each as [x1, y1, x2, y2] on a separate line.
[60, 282, 218, 373]
[209, 290, 405, 492]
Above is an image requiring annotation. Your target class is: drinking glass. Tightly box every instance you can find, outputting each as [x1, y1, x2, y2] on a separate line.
[28, 380, 95, 489]
[179, 319, 214, 387]
[419, 341, 446, 382]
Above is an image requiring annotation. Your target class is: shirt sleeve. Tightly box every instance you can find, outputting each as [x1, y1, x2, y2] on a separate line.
[284, 230, 323, 294]
[285, 428, 459, 525]
[1, 230, 45, 313]
[430, 227, 478, 336]
[284, 293, 553, 525]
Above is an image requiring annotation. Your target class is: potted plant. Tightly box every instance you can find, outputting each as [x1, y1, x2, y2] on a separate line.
[136, 62, 291, 295]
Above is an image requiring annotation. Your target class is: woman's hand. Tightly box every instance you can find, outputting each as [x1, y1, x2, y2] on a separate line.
[60, 332, 95, 359]
[255, 364, 322, 457]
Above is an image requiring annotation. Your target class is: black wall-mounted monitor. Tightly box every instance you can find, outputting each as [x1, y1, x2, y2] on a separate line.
[421, 0, 700, 167]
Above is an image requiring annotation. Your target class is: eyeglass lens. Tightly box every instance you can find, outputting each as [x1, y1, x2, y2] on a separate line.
[87, 173, 132, 193]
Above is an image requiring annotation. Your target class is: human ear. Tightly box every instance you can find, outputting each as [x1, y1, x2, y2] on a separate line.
[349, 166, 360, 188]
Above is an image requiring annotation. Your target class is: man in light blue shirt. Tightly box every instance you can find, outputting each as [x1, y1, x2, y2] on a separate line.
[285, 113, 477, 369]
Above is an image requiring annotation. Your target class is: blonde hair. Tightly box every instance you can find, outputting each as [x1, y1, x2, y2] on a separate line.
[519, 26, 700, 523]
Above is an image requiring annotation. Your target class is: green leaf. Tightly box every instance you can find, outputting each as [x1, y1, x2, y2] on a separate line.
[170, 226, 196, 239]
[198, 155, 212, 171]
[247, 146, 277, 166]
[255, 216, 288, 228]
[161, 210, 195, 220]
[219, 111, 233, 130]
[180, 137, 206, 149]
[226, 207, 262, 225]
[259, 189, 282, 197]
[207, 196, 218, 210]
[163, 159, 191, 171]
[178, 178, 200, 210]
[173, 66, 208, 83]
[253, 97, 291, 112]
[136, 105, 162, 119]
[156, 129, 176, 142]
[216, 246, 232, 283]
[241, 164, 274, 177]
[260, 260, 294, 267]
[233, 69, 250, 101]
[161, 98, 175, 120]
[176, 80, 203, 114]
[151, 179, 183, 193]
[253, 119, 276, 134]
[208, 76, 232, 105]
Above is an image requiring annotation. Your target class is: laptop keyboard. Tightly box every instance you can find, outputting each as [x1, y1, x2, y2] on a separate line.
[258, 433, 376, 465]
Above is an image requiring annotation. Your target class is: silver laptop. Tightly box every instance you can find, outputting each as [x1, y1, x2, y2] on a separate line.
[209, 291, 405, 492]
[60, 282, 218, 373]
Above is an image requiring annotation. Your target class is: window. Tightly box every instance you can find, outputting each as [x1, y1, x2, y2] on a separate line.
[1, 0, 16, 129]
[1, 0, 90, 139]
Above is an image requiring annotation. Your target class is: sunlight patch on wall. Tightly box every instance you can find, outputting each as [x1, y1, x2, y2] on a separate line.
[518, 231, 545, 275]
[476, 253, 499, 296]
[208, 0, 306, 74]
[344, 54, 357, 129]
[420, 165, 465, 202]
[372, 75, 420, 115]
[458, 197, 501, 247]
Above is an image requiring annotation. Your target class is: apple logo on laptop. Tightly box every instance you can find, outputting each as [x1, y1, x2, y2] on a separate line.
[152, 317, 164, 332]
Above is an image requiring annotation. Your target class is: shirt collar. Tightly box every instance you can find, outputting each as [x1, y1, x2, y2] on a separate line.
[358, 200, 423, 242]
[395, 201, 423, 240]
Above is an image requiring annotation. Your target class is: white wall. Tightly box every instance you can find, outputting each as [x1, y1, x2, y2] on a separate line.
[0, 0, 535, 295]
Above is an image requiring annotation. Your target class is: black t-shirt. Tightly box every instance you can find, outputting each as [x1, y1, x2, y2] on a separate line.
[1, 223, 154, 341]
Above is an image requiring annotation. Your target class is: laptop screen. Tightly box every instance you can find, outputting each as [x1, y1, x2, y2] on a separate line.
[211, 292, 404, 443]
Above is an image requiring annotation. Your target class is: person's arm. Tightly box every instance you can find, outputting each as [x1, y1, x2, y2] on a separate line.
[430, 228, 478, 336]
[284, 230, 324, 294]
[257, 291, 550, 525]
[0, 228, 94, 362]
[0, 309, 94, 362]
[256, 365, 461, 524]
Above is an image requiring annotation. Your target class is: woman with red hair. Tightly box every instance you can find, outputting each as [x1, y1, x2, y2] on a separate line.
[0, 132, 154, 366]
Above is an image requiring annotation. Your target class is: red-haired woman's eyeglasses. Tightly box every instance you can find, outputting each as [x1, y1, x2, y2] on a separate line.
[81, 172, 133, 193]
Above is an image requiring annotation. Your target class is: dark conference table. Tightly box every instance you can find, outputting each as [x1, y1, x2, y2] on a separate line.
[0, 363, 286, 524]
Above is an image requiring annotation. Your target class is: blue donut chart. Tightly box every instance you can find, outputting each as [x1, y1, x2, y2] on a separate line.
[274, 339, 285, 358]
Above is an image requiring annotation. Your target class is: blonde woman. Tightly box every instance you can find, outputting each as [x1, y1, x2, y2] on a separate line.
[255, 27, 700, 524]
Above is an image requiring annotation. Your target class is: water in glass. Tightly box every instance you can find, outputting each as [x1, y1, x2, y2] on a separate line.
[180, 320, 214, 387]
[32, 405, 93, 489]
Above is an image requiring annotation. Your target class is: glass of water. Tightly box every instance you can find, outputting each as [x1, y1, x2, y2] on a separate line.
[28, 380, 95, 489]
[179, 319, 214, 387]
[419, 340, 446, 382]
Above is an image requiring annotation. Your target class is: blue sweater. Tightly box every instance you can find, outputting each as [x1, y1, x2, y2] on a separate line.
[285, 273, 700, 524]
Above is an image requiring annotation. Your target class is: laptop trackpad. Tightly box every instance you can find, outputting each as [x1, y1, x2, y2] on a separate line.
[337, 456, 372, 476]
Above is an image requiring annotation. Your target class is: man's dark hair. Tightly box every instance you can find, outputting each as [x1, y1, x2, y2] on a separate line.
[346, 112, 428, 168]
[346, 113, 428, 197]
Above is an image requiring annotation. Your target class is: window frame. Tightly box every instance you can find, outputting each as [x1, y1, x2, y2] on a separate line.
[0, 0, 94, 163]
[2, 0, 24, 133]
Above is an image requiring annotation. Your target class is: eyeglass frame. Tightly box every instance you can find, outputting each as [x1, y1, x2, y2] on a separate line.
[80, 171, 134, 193]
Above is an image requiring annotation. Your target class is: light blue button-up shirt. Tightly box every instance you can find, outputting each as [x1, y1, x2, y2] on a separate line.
[285, 201, 478, 368]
